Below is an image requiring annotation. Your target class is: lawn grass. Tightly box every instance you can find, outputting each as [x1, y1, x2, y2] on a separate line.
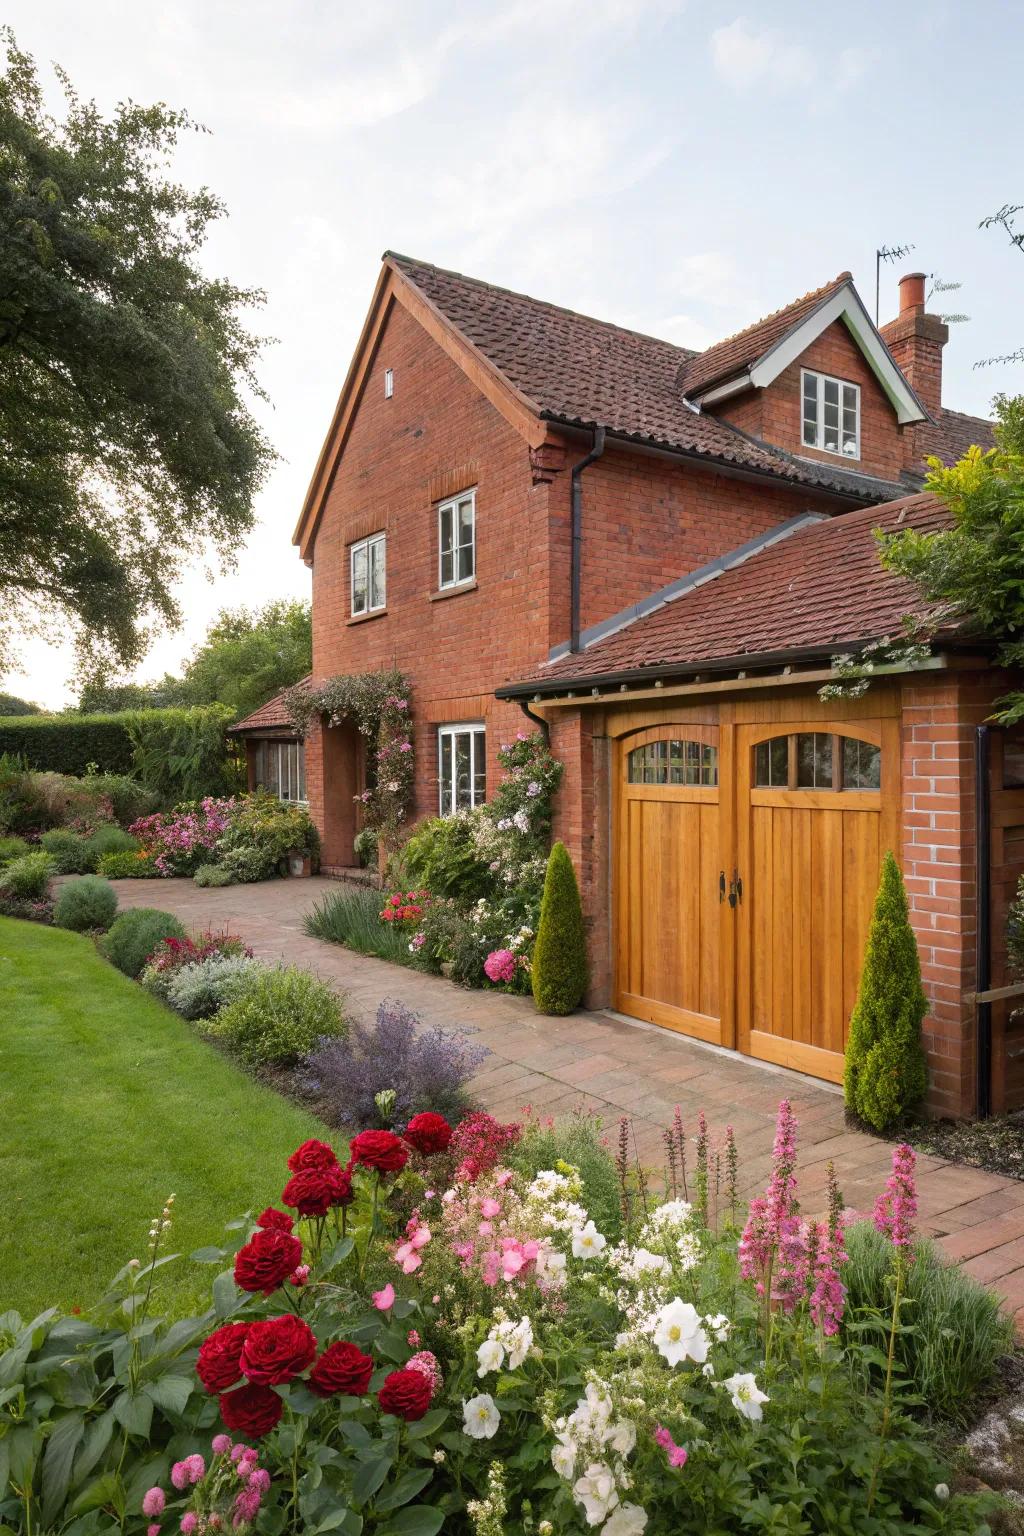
[0, 917, 327, 1320]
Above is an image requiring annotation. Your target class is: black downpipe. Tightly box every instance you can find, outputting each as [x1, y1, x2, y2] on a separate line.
[517, 698, 549, 746]
[570, 427, 606, 653]
[976, 725, 993, 1119]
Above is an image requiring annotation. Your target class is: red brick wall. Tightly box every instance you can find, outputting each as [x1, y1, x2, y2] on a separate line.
[717, 319, 909, 483]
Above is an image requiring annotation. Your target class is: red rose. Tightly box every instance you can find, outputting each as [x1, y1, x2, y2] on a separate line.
[377, 1367, 432, 1422]
[282, 1164, 353, 1217]
[234, 1228, 304, 1295]
[287, 1138, 338, 1173]
[239, 1315, 318, 1385]
[349, 1129, 409, 1176]
[309, 1340, 375, 1398]
[196, 1322, 250, 1392]
[218, 1382, 283, 1439]
[257, 1207, 294, 1233]
[404, 1112, 453, 1156]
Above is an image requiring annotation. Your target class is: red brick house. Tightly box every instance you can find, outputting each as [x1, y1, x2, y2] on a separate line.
[232, 256, 1018, 1119]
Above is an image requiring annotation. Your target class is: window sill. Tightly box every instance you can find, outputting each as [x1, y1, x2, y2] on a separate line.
[346, 607, 388, 626]
[430, 580, 478, 602]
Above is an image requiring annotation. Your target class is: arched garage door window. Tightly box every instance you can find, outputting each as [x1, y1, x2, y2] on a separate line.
[627, 738, 718, 786]
[753, 732, 881, 792]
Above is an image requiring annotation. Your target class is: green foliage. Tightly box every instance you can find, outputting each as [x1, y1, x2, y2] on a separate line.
[0, 849, 53, 899]
[88, 825, 138, 860]
[171, 599, 312, 720]
[77, 679, 179, 712]
[0, 691, 40, 714]
[844, 852, 928, 1131]
[209, 964, 346, 1066]
[82, 772, 159, 826]
[123, 705, 239, 800]
[162, 954, 262, 1019]
[1008, 873, 1024, 978]
[531, 841, 588, 1015]
[97, 849, 157, 878]
[215, 791, 319, 883]
[287, 669, 412, 839]
[39, 827, 94, 873]
[0, 751, 52, 833]
[878, 418, 1024, 723]
[53, 874, 118, 932]
[844, 1221, 1012, 1424]
[511, 1109, 623, 1242]
[0, 32, 273, 674]
[193, 862, 234, 888]
[353, 825, 378, 868]
[403, 813, 493, 900]
[304, 885, 413, 965]
[0, 833, 30, 864]
[99, 907, 186, 978]
[0, 712, 135, 774]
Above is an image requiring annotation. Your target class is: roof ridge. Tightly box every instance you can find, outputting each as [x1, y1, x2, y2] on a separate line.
[692, 271, 852, 358]
[384, 250, 699, 360]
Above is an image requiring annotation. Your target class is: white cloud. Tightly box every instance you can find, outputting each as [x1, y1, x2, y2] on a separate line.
[836, 46, 872, 90]
[655, 312, 723, 350]
[709, 17, 815, 91]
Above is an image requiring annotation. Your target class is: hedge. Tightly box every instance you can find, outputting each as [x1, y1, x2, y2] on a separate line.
[0, 714, 135, 775]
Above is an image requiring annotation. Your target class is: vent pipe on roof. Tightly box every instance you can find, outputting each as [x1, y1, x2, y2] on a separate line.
[570, 427, 606, 654]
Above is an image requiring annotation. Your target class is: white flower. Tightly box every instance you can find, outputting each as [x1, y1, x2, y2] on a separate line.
[573, 1221, 607, 1260]
[722, 1372, 769, 1422]
[503, 1316, 534, 1370]
[704, 1312, 731, 1343]
[606, 1417, 636, 1456]
[935, 1484, 950, 1503]
[602, 1504, 648, 1536]
[536, 1245, 567, 1286]
[463, 1393, 501, 1439]
[676, 1230, 701, 1270]
[702, 1361, 715, 1379]
[551, 1440, 576, 1479]
[572, 1462, 619, 1527]
[539, 1525, 554, 1536]
[476, 1338, 504, 1377]
[432, 1448, 446, 1463]
[651, 1298, 710, 1367]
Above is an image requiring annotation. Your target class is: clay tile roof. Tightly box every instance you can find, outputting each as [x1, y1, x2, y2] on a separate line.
[678, 273, 853, 396]
[919, 407, 996, 465]
[229, 679, 309, 734]
[502, 495, 953, 693]
[386, 254, 901, 504]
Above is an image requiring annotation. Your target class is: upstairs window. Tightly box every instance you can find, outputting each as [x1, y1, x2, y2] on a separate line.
[802, 369, 859, 458]
[438, 490, 476, 589]
[351, 532, 386, 616]
[438, 723, 486, 815]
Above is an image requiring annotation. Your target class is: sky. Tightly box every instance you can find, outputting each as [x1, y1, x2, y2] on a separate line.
[6, 0, 1024, 708]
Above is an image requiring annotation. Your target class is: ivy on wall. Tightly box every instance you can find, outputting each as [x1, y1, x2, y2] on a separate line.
[285, 669, 413, 839]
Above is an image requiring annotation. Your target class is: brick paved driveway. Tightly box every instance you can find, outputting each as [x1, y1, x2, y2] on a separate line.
[109, 875, 1024, 1327]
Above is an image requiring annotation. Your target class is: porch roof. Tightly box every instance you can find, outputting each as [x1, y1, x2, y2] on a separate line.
[228, 678, 310, 735]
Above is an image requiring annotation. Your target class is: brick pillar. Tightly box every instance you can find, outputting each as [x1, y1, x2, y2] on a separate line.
[548, 708, 611, 1007]
[900, 676, 978, 1118]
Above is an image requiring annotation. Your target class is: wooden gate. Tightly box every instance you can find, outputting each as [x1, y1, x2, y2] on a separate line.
[734, 719, 900, 1082]
[614, 726, 725, 1044]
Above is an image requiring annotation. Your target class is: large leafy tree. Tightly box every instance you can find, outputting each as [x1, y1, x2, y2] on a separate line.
[170, 599, 312, 720]
[0, 33, 273, 674]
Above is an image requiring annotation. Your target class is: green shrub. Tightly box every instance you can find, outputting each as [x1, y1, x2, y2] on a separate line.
[0, 752, 54, 834]
[304, 885, 413, 964]
[53, 875, 119, 932]
[0, 713, 135, 774]
[215, 792, 319, 884]
[208, 964, 346, 1067]
[194, 862, 235, 888]
[511, 1108, 622, 1242]
[99, 908, 186, 977]
[219, 842, 276, 883]
[163, 954, 263, 1019]
[97, 849, 157, 878]
[0, 851, 54, 900]
[88, 824, 139, 860]
[353, 825, 378, 868]
[124, 704, 239, 800]
[844, 851, 928, 1131]
[402, 812, 492, 900]
[85, 773, 160, 826]
[531, 841, 587, 1015]
[844, 1221, 1012, 1424]
[40, 828, 95, 874]
[0, 834, 31, 866]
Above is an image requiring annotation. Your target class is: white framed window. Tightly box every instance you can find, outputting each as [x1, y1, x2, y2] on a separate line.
[384, 368, 394, 399]
[438, 723, 486, 815]
[801, 369, 860, 458]
[255, 740, 307, 803]
[350, 532, 386, 616]
[438, 489, 476, 589]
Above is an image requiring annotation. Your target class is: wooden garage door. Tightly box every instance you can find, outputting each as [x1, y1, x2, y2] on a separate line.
[614, 727, 724, 1044]
[734, 720, 900, 1083]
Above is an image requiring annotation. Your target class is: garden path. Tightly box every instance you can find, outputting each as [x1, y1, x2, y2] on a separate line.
[110, 875, 1024, 1329]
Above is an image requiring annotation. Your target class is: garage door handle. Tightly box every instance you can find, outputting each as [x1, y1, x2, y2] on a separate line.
[728, 871, 743, 908]
[719, 870, 726, 903]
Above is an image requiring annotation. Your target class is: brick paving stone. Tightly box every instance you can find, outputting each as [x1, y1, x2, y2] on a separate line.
[104, 875, 1024, 1326]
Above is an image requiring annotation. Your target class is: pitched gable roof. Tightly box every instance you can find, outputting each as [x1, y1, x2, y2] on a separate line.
[497, 495, 954, 696]
[229, 680, 309, 734]
[679, 273, 852, 396]
[920, 407, 996, 465]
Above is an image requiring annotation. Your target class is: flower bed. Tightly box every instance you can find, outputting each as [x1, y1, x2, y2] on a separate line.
[126, 791, 319, 884]
[0, 1098, 1003, 1534]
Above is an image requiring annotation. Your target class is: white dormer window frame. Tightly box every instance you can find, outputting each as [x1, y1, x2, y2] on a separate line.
[801, 369, 860, 459]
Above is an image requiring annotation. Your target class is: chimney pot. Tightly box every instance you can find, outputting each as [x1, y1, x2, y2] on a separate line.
[899, 272, 927, 315]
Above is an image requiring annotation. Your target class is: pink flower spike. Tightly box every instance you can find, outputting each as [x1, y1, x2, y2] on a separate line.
[148, 1525, 162, 1536]
[211, 1434, 233, 1456]
[170, 1462, 189, 1491]
[185, 1454, 205, 1484]
[373, 1283, 396, 1310]
[180, 1516, 198, 1536]
[142, 1488, 166, 1517]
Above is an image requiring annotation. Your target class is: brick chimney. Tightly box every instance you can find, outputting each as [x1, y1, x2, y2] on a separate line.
[879, 272, 948, 421]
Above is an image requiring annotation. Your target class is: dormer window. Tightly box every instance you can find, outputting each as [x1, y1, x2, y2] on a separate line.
[802, 369, 859, 458]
